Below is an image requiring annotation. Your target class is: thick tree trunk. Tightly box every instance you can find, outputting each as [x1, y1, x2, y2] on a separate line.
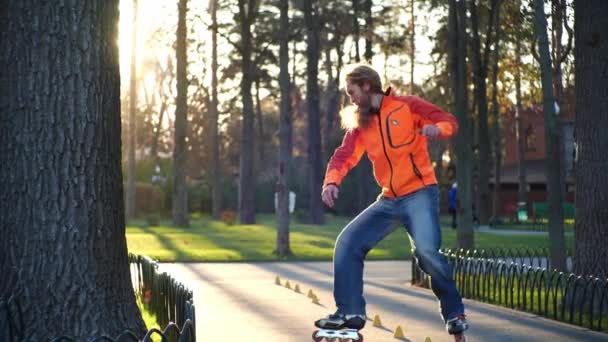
[0, 1, 146, 339]
[304, 0, 324, 224]
[126, 0, 138, 220]
[449, 0, 474, 249]
[210, 0, 222, 219]
[276, 0, 293, 257]
[238, 0, 257, 224]
[534, 0, 566, 272]
[573, 0, 608, 279]
[173, 0, 189, 226]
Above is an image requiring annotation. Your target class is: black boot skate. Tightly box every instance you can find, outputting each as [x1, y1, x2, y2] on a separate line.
[446, 314, 468, 341]
[313, 313, 366, 341]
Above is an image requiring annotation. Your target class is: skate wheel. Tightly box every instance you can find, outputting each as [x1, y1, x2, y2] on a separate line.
[312, 330, 323, 342]
[357, 333, 364, 342]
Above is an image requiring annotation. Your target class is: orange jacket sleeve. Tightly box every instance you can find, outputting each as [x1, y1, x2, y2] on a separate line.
[400, 96, 459, 139]
[323, 129, 365, 187]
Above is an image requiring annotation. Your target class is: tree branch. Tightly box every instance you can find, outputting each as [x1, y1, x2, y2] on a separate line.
[217, 30, 242, 54]
[559, 0, 573, 65]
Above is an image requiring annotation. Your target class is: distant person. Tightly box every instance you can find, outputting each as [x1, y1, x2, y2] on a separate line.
[315, 64, 468, 338]
[448, 182, 458, 229]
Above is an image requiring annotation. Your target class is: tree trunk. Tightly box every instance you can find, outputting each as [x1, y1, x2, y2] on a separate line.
[150, 101, 166, 162]
[533, 0, 566, 272]
[490, 0, 502, 220]
[449, 0, 474, 249]
[514, 38, 528, 216]
[410, 0, 415, 93]
[470, 0, 498, 227]
[173, 0, 189, 227]
[238, 0, 257, 224]
[364, 0, 373, 63]
[126, 0, 138, 220]
[551, 0, 571, 211]
[0, 1, 146, 339]
[276, 0, 293, 257]
[304, 0, 324, 224]
[352, 0, 361, 62]
[210, 0, 222, 219]
[255, 78, 266, 166]
[573, 0, 608, 279]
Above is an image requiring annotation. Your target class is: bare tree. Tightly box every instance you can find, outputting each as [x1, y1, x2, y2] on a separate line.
[0, 1, 146, 338]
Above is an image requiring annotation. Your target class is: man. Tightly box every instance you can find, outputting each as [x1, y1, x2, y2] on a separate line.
[315, 64, 468, 337]
[449, 182, 458, 229]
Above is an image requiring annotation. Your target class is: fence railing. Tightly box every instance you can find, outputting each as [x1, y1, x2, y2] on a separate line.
[0, 254, 195, 341]
[411, 248, 608, 332]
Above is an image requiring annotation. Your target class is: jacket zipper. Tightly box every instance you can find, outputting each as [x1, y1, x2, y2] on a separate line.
[377, 114, 397, 197]
[410, 153, 427, 186]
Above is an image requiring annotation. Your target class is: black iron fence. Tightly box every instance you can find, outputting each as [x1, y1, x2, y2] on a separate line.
[0, 254, 195, 341]
[412, 248, 608, 332]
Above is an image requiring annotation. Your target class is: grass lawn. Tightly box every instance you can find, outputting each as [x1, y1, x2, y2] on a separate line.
[126, 214, 574, 262]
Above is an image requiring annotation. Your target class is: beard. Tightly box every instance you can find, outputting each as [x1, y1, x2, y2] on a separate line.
[356, 93, 379, 128]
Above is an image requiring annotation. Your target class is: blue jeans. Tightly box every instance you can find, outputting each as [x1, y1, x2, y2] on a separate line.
[333, 185, 464, 322]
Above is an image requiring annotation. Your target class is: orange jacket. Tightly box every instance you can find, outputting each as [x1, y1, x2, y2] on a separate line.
[323, 91, 458, 198]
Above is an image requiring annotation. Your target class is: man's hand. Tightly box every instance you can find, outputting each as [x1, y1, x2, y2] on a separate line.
[420, 124, 440, 140]
[321, 184, 339, 208]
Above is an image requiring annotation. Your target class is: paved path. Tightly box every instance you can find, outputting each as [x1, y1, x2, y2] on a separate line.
[159, 261, 608, 342]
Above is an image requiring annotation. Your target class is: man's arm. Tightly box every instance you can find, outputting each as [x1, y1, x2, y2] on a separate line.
[323, 129, 365, 187]
[400, 95, 459, 139]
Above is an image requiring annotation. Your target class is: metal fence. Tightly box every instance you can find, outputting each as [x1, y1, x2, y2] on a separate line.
[0, 254, 195, 341]
[412, 248, 608, 332]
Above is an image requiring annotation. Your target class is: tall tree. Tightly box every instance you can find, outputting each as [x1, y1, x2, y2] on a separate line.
[303, 0, 324, 224]
[470, 0, 498, 226]
[126, 0, 138, 220]
[237, 0, 258, 223]
[573, 0, 608, 278]
[533, 0, 566, 271]
[514, 25, 528, 218]
[209, 0, 222, 219]
[0, 1, 146, 338]
[490, 0, 502, 219]
[449, 0, 475, 248]
[173, 0, 189, 226]
[275, 0, 293, 257]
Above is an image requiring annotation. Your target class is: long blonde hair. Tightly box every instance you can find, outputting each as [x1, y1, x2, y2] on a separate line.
[340, 64, 384, 130]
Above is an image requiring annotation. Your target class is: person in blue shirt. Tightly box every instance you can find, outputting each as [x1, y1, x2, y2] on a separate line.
[448, 182, 458, 229]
